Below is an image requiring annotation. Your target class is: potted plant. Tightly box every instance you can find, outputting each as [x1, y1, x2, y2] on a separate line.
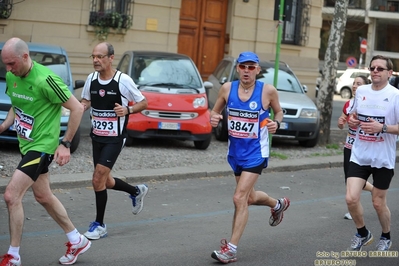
[0, 3, 12, 19]
[89, 11, 132, 40]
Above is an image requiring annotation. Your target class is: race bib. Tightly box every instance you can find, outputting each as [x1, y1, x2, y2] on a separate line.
[357, 114, 384, 142]
[91, 108, 118, 137]
[344, 127, 356, 149]
[14, 107, 34, 141]
[227, 108, 259, 138]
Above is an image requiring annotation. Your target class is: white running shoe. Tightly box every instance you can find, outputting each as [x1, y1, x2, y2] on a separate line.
[130, 184, 149, 215]
[269, 197, 290, 226]
[211, 239, 237, 264]
[344, 212, 352, 220]
[59, 234, 91, 265]
[376, 237, 392, 251]
[83, 221, 108, 240]
[348, 230, 373, 251]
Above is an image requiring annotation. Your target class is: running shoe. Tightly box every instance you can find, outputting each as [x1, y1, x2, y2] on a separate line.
[348, 230, 373, 251]
[59, 234, 91, 265]
[211, 239, 237, 264]
[269, 197, 290, 226]
[83, 221, 107, 240]
[376, 237, 392, 251]
[130, 184, 149, 215]
[0, 254, 21, 266]
[344, 212, 352, 220]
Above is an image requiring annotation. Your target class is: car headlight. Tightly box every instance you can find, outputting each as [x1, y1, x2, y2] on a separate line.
[300, 108, 317, 118]
[193, 97, 206, 108]
[61, 106, 70, 117]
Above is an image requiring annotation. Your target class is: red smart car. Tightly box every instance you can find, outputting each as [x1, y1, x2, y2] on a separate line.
[117, 51, 213, 150]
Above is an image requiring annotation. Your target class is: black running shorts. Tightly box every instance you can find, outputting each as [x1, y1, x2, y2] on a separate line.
[17, 151, 53, 181]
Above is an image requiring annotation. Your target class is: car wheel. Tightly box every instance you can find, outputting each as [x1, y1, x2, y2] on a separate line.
[214, 109, 228, 141]
[194, 136, 211, 150]
[340, 88, 352, 99]
[125, 136, 134, 146]
[70, 127, 80, 153]
[298, 131, 319, 148]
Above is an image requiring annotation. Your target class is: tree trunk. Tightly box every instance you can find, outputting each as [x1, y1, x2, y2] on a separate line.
[316, 0, 348, 145]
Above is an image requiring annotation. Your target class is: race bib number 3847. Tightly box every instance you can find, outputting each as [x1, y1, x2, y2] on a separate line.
[227, 108, 259, 138]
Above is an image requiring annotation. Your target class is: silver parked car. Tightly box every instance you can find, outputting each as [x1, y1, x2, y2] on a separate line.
[207, 56, 320, 147]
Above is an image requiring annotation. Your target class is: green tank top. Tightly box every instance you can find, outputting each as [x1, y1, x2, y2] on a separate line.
[6, 61, 71, 155]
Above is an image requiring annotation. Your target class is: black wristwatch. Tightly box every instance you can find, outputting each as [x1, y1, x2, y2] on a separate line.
[61, 140, 71, 148]
[274, 120, 281, 130]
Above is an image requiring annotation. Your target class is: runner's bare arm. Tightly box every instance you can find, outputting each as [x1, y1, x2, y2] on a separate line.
[81, 98, 91, 112]
[210, 82, 230, 127]
[0, 107, 15, 134]
[62, 95, 84, 142]
[337, 112, 347, 129]
[263, 84, 283, 133]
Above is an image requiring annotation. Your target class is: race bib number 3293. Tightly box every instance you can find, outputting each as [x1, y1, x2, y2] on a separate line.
[91, 108, 118, 137]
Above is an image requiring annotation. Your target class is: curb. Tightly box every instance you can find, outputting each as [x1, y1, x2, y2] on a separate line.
[0, 155, 345, 193]
[1, 152, 398, 193]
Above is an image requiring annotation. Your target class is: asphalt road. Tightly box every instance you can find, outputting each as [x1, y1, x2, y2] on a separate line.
[0, 166, 397, 266]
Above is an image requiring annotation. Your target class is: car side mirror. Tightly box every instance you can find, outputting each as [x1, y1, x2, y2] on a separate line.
[204, 81, 213, 90]
[219, 77, 227, 85]
[74, 80, 85, 90]
[303, 85, 308, 93]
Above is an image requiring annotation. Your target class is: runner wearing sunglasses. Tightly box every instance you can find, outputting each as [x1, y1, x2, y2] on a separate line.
[209, 51, 290, 264]
[346, 55, 398, 251]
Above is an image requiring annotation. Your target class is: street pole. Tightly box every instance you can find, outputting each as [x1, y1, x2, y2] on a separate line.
[274, 0, 285, 87]
[270, 0, 285, 149]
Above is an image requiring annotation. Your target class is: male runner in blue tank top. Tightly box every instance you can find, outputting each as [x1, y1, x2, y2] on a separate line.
[210, 51, 290, 263]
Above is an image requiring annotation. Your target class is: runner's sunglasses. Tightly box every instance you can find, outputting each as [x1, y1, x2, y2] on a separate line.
[238, 64, 258, 71]
[369, 67, 388, 72]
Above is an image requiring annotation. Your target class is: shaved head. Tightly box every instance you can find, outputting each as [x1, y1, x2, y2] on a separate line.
[2, 37, 29, 57]
[1, 37, 32, 77]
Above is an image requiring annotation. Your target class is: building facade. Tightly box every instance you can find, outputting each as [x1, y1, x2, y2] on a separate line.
[321, 0, 399, 71]
[0, 0, 323, 99]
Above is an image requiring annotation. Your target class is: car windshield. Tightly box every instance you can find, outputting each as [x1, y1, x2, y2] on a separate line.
[0, 51, 70, 86]
[232, 66, 303, 93]
[132, 56, 202, 88]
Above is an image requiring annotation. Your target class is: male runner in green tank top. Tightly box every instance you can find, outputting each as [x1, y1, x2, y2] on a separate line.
[0, 37, 91, 265]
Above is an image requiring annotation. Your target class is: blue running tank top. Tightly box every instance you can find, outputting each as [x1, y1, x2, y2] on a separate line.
[226, 80, 270, 159]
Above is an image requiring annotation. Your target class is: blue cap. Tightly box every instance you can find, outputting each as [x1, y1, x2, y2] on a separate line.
[237, 51, 259, 63]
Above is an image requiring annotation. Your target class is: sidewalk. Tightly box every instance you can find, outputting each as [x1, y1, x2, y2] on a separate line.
[0, 154, 343, 193]
[1, 152, 399, 193]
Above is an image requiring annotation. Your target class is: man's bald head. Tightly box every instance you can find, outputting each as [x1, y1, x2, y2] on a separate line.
[1, 37, 32, 77]
[2, 37, 29, 57]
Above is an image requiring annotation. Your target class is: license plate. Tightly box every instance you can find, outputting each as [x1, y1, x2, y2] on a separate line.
[280, 122, 288, 130]
[158, 122, 180, 130]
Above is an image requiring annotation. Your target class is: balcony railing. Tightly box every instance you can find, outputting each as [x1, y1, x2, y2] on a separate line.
[371, 0, 399, 12]
[324, 0, 399, 12]
[324, 0, 365, 9]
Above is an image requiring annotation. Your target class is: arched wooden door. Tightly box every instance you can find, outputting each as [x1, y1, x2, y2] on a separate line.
[178, 0, 228, 80]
